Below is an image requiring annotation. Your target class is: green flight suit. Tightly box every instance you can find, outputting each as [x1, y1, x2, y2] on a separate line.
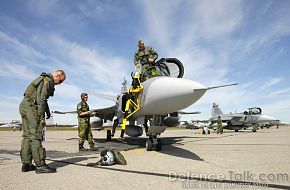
[217, 117, 223, 134]
[19, 73, 54, 167]
[134, 46, 158, 76]
[77, 102, 94, 148]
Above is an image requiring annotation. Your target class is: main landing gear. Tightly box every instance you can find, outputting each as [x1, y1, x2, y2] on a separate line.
[146, 136, 162, 151]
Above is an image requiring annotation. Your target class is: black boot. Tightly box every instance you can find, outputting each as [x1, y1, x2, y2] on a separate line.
[35, 164, 57, 174]
[22, 163, 36, 172]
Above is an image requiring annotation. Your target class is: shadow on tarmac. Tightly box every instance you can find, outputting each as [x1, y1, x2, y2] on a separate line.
[46, 158, 290, 190]
[67, 136, 205, 161]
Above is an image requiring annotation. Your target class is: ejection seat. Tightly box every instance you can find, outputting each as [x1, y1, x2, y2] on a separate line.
[141, 58, 184, 81]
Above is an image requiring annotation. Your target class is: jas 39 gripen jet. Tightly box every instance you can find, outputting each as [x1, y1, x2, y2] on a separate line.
[210, 103, 280, 132]
[0, 120, 22, 131]
[54, 58, 237, 151]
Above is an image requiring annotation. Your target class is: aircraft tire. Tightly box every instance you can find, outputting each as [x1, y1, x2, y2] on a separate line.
[106, 130, 112, 141]
[208, 130, 210, 134]
[235, 130, 239, 132]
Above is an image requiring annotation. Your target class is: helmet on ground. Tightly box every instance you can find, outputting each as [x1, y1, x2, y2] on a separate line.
[99, 149, 115, 166]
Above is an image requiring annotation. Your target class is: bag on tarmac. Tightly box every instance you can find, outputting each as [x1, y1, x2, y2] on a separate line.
[112, 149, 127, 165]
[97, 149, 127, 166]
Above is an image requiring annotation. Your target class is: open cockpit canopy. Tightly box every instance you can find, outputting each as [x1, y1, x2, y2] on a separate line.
[244, 107, 262, 115]
[141, 58, 184, 80]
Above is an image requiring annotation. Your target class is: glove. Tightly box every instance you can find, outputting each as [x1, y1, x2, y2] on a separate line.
[46, 111, 51, 119]
[148, 58, 154, 63]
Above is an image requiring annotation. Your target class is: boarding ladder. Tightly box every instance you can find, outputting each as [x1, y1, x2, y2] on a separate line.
[120, 66, 143, 138]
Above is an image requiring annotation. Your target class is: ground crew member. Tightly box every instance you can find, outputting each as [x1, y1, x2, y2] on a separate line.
[19, 70, 66, 174]
[217, 116, 223, 134]
[134, 40, 158, 79]
[77, 93, 98, 151]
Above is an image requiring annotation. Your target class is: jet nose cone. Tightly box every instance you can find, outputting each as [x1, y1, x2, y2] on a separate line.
[139, 77, 207, 115]
[257, 115, 278, 122]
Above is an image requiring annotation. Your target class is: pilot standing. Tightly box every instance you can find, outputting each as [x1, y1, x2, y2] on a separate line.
[19, 70, 66, 174]
[77, 93, 98, 151]
[217, 116, 223, 134]
[134, 40, 158, 79]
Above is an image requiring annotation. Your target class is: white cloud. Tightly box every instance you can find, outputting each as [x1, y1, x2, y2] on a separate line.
[49, 35, 130, 88]
[0, 60, 37, 80]
[269, 88, 290, 96]
[194, 0, 242, 39]
[77, 0, 126, 21]
[26, 0, 60, 16]
[54, 83, 82, 99]
[259, 77, 283, 91]
[0, 30, 45, 61]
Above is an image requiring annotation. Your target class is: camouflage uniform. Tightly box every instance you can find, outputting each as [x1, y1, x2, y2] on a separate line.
[77, 101, 94, 149]
[217, 117, 223, 134]
[19, 73, 54, 167]
[134, 46, 158, 76]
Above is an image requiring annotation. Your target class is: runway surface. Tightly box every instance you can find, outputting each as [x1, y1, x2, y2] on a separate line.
[0, 126, 290, 190]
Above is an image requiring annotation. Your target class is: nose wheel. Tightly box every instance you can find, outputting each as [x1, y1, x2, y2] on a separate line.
[146, 136, 162, 151]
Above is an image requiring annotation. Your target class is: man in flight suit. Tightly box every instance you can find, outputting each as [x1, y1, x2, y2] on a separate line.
[19, 70, 66, 174]
[134, 40, 158, 80]
[217, 116, 223, 134]
[77, 93, 98, 151]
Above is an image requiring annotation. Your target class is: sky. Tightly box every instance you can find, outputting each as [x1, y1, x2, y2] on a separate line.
[0, 0, 290, 125]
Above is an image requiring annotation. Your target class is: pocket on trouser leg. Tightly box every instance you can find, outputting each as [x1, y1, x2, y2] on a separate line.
[31, 143, 46, 166]
[20, 139, 32, 164]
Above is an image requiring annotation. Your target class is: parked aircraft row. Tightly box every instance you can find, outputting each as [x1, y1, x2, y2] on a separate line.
[0, 120, 22, 131]
[180, 103, 281, 133]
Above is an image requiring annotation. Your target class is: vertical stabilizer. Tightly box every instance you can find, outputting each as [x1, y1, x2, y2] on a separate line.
[211, 103, 223, 117]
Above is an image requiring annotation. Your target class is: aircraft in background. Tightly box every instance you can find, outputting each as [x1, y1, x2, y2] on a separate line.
[179, 120, 212, 134]
[209, 103, 280, 132]
[54, 58, 237, 151]
[0, 120, 22, 131]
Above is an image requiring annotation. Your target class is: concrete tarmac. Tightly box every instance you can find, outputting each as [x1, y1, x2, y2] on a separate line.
[0, 126, 290, 190]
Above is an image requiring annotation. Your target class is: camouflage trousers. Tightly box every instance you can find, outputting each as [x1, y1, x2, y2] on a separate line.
[217, 126, 223, 134]
[19, 98, 46, 167]
[78, 122, 94, 148]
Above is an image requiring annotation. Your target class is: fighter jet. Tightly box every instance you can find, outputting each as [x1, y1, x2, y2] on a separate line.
[209, 103, 280, 132]
[0, 120, 22, 131]
[54, 58, 237, 151]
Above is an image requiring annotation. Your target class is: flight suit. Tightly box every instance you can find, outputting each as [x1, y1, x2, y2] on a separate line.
[19, 73, 54, 167]
[134, 46, 158, 78]
[217, 117, 223, 134]
[77, 101, 94, 149]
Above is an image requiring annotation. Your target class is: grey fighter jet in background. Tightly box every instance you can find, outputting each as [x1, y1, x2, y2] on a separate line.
[209, 103, 280, 132]
[54, 58, 237, 151]
[0, 120, 22, 131]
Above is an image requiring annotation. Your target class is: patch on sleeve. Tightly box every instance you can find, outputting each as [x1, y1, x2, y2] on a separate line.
[77, 104, 81, 110]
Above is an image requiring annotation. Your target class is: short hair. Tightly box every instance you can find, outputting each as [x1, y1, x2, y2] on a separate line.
[81, 93, 88, 99]
[137, 40, 144, 45]
[55, 70, 66, 80]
